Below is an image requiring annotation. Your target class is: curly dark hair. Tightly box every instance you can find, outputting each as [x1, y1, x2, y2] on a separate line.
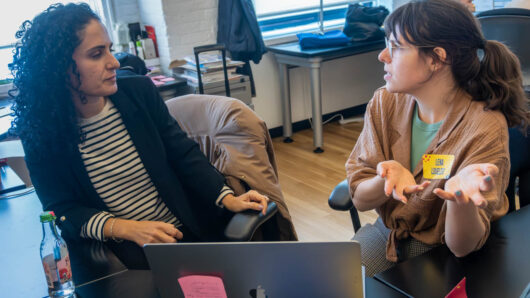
[9, 3, 100, 158]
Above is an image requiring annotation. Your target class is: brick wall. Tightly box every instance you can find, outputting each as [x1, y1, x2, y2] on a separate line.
[163, 0, 218, 61]
[112, 0, 218, 73]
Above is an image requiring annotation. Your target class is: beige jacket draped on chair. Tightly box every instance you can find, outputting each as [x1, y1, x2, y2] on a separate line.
[166, 94, 297, 240]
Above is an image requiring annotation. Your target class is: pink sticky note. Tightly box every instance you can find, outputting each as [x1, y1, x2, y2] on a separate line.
[178, 275, 227, 298]
[160, 77, 176, 82]
[151, 75, 166, 80]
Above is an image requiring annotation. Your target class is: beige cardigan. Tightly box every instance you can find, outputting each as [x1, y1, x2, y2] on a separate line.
[346, 88, 509, 262]
[166, 94, 297, 240]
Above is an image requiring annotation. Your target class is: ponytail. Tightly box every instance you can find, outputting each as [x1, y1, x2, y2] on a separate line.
[466, 40, 530, 134]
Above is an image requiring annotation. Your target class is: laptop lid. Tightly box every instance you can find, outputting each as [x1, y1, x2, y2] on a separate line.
[144, 241, 363, 298]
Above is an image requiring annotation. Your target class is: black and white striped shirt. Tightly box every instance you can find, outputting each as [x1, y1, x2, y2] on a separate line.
[79, 99, 232, 241]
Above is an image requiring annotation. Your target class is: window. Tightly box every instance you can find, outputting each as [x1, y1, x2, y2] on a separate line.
[493, 0, 513, 8]
[254, 0, 377, 39]
[0, 0, 106, 81]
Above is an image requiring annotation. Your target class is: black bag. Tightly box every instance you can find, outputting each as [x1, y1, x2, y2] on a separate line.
[114, 52, 149, 76]
[343, 4, 389, 42]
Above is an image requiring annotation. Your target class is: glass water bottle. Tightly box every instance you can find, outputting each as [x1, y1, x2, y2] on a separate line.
[40, 211, 75, 297]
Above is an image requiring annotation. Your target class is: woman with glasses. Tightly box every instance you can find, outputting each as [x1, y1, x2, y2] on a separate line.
[346, 0, 529, 277]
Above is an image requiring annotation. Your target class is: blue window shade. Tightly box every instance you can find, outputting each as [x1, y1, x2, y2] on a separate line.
[258, 1, 376, 39]
[494, 0, 512, 8]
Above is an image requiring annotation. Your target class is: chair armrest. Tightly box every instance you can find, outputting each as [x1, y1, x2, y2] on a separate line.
[328, 179, 354, 211]
[224, 202, 278, 241]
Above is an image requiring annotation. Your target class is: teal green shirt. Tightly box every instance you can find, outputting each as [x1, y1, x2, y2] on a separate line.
[410, 105, 443, 170]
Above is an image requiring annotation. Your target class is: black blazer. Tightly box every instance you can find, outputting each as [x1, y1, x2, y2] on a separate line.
[23, 76, 227, 241]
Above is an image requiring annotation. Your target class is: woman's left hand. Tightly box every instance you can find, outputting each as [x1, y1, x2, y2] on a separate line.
[221, 190, 269, 215]
[433, 163, 498, 208]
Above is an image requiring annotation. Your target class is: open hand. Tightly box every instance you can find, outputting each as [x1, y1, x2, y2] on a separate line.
[433, 163, 498, 208]
[377, 160, 430, 203]
[221, 190, 269, 215]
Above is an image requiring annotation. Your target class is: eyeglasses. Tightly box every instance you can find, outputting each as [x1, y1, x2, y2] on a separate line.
[384, 37, 435, 58]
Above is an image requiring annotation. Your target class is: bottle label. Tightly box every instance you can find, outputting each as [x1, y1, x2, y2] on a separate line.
[42, 254, 57, 288]
[42, 247, 72, 289]
[56, 246, 72, 283]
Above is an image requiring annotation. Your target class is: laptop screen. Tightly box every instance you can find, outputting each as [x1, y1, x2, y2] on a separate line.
[144, 241, 363, 298]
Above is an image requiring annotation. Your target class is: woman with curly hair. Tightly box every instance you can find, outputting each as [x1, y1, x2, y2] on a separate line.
[9, 3, 268, 251]
[346, 0, 529, 276]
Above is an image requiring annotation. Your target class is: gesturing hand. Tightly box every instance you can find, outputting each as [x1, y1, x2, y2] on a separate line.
[127, 220, 183, 247]
[221, 190, 269, 215]
[377, 160, 430, 204]
[433, 163, 498, 208]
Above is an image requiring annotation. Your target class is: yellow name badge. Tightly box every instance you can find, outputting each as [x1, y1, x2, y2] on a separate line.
[422, 154, 455, 179]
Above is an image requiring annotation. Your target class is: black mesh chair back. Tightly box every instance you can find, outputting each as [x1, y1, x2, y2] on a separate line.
[477, 9, 530, 211]
[507, 127, 530, 212]
[476, 8, 530, 85]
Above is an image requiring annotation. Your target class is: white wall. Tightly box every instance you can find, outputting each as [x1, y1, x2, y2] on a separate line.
[137, 0, 170, 71]
[111, 0, 386, 129]
[112, 0, 140, 24]
[252, 51, 384, 128]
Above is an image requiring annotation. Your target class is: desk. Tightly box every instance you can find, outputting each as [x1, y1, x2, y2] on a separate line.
[374, 205, 530, 298]
[75, 270, 158, 298]
[155, 76, 188, 101]
[117, 72, 188, 101]
[0, 193, 127, 297]
[0, 164, 25, 194]
[73, 269, 405, 298]
[268, 40, 385, 153]
[2, 192, 403, 297]
[0, 140, 27, 195]
[0, 101, 28, 195]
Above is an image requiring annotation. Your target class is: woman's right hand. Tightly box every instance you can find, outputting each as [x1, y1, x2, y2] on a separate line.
[377, 160, 430, 203]
[112, 219, 183, 247]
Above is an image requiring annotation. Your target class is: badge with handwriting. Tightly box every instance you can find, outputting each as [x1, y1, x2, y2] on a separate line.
[422, 154, 455, 179]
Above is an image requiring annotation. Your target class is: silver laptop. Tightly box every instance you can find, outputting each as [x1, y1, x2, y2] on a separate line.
[144, 241, 364, 298]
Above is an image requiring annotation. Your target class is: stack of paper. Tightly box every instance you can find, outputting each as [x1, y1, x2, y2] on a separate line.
[170, 55, 244, 84]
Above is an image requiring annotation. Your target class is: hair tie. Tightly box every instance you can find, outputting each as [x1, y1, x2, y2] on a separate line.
[477, 48, 485, 62]
[476, 40, 487, 62]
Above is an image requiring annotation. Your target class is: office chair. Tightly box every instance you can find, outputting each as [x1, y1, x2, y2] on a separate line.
[328, 179, 361, 232]
[475, 8, 530, 209]
[507, 127, 530, 212]
[329, 128, 530, 233]
[166, 94, 298, 241]
[476, 8, 530, 87]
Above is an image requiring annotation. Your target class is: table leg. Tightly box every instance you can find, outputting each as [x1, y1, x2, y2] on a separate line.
[278, 62, 293, 143]
[309, 62, 323, 153]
